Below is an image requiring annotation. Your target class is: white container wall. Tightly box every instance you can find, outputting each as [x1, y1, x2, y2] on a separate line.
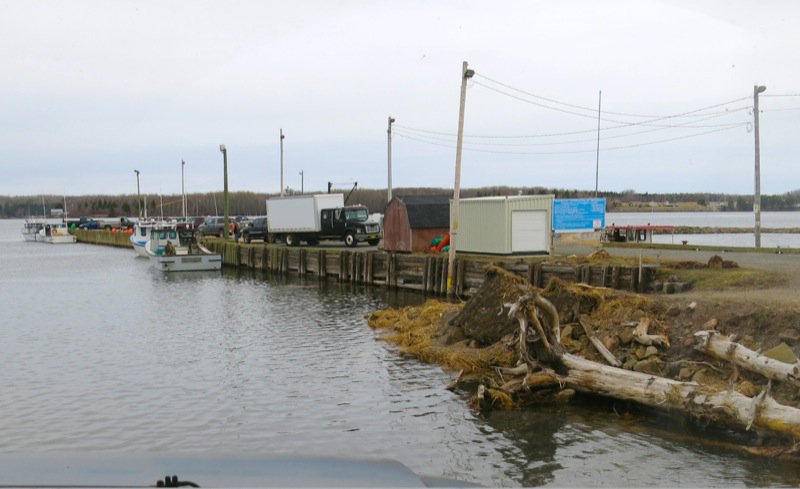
[457, 195, 554, 254]
[266, 193, 345, 232]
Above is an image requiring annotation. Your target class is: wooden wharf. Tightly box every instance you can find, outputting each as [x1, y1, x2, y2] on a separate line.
[71, 229, 655, 296]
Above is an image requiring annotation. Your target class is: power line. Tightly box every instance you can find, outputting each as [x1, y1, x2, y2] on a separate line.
[394, 106, 749, 142]
[474, 73, 751, 121]
[394, 123, 746, 156]
[474, 80, 750, 129]
[394, 117, 746, 147]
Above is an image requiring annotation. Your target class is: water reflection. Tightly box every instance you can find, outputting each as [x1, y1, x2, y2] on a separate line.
[3, 219, 800, 487]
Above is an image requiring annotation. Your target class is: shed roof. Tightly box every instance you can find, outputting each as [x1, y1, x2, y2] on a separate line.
[398, 195, 450, 229]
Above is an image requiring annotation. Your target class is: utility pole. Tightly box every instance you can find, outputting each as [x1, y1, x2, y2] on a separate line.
[181, 160, 187, 219]
[280, 129, 285, 197]
[447, 61, 475, 298]
[595, 90, 602, 198]
[134, 169, 141, 219]
[299, 170, 304, 194]
[387, 116, 395, 202]
[220, 144, 229, 240]
[754, 84, 766, 248]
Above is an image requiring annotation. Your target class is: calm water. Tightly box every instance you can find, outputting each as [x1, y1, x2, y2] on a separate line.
[2, 218, 799, 487]
[608, 211, 800, 248]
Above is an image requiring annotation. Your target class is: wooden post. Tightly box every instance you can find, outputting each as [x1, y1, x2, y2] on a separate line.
[423, 256, 431, 292]
[533, 263, 543, 288]
[388, 253, 395, 288]
[455, 258, 465, 296]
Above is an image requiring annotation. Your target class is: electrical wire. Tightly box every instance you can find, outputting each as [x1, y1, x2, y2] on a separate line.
[474, 80, 750, 129]
[394, 105, 749, 142]
[474, 72, 750, 120]
[394, 117, 747, 148]
[394, 123, 746, 155]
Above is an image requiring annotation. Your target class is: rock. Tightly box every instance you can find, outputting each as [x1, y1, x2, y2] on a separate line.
[666, 305, 681, 317]
[643, 346, 660, 358]
[620, 327, 635, 345]
[633, 346, 648, 360]
[779, 329, 800, 344]
[682, 336, 695, 348]
[763, 342, 798, 364]
[561, 324, 574, 341]
[623, 357, 637, 370]
[708, 255, 724, 269]
[633, 357, 665, 375]
[736, 380, 762, 398]
[678, 367, 694, 380]
[603, 335, 619, 351]
[553, 388, 576, 403]
[701, 318, 719, 330]
[687, 301, 697, 312]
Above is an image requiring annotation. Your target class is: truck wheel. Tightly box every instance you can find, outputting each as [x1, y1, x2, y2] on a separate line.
[344, 232, 356, 247]
[367, 239, 380, 246]
[285, 234, 296, 246]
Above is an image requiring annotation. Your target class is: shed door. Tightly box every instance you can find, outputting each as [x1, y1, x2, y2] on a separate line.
[511, 210, 548, 253]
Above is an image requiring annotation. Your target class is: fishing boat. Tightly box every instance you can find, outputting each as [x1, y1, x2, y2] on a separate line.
[22, 218, 76, 243]
[144, 221, 221, 272]
[129, 218, 160, 257]
[39, 220, 78, 244]
[21, 218, 45, 242]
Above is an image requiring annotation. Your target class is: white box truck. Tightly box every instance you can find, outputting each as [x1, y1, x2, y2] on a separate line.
[266, 193, 382, 247]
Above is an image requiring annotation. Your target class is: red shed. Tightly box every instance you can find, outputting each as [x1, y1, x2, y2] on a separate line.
[383, 195, 450, 252]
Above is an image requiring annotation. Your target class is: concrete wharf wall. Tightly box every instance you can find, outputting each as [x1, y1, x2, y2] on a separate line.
[71, 229, 655, 296]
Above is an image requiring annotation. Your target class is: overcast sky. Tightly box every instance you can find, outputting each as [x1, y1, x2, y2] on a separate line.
[1, 0, 798, 197]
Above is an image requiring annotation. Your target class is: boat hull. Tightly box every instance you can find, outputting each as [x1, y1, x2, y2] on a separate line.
[150, 253, 222, 272]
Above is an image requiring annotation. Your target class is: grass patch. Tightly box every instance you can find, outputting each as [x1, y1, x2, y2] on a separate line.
[659, 267, 788, 290]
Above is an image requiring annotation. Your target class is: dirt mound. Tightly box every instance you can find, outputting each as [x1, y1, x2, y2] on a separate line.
[371, 266, 800, 406]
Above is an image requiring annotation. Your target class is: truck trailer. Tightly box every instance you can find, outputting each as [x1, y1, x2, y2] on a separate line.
[266, 193, 382, 247]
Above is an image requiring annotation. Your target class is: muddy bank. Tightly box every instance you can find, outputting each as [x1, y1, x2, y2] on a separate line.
[369, 265, 800, 459]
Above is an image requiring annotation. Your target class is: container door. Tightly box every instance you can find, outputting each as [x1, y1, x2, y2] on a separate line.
[511, 210, 548, 253]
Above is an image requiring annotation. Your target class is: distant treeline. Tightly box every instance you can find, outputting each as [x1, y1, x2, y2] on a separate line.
[2, 187, 799, 218]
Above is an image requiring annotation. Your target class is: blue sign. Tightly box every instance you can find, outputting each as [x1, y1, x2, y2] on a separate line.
[553, 198, 606, 231]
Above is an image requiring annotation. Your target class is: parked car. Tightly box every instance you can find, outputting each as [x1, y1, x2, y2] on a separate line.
[242, 216, 268, 243]
[198, 216, 225, 237]
[78, 218, 100, 230]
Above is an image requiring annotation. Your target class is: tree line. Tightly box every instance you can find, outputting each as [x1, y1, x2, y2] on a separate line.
[1, 187, 799, 219]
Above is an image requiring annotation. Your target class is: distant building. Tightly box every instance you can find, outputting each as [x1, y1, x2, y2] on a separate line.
[383, 195, 450, 253]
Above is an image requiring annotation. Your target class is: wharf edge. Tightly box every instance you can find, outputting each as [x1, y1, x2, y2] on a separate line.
[72, 229, 655, 295]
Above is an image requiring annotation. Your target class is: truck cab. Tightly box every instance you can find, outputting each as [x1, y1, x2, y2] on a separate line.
[320, 205, 381, 247]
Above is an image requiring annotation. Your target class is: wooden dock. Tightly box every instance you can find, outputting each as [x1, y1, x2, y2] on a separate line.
[206, 241, 654, 296]
[71, 230, 655, 295]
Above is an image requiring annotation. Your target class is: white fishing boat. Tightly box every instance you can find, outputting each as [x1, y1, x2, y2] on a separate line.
[22, 218, 76, 243]
[39, 220, 77, 244]
[129, 218, 160, 257]
[144, 221, 221, 272]
[21, 218, 45, 242]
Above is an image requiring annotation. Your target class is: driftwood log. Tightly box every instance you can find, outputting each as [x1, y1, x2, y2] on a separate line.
[694, 330, 800, 388]
[505, 292, 800, 445]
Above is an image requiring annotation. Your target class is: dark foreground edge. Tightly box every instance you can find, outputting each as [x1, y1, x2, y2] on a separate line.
[0, 453, 480, 488]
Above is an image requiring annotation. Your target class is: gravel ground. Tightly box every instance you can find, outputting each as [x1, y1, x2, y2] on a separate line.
[555, 243, 800, 305]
